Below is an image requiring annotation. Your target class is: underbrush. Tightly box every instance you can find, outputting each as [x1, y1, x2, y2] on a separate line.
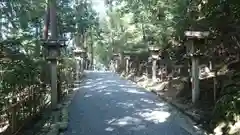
[211, 72, 240, 135]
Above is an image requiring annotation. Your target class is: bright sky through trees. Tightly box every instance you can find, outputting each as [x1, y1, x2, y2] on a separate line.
[91, 0, 106, 18]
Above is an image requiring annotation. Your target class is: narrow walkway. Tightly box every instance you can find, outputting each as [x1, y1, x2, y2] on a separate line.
[65, 71, 201, 135]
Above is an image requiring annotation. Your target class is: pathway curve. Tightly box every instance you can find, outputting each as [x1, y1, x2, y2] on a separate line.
[65, 71, 202, 135]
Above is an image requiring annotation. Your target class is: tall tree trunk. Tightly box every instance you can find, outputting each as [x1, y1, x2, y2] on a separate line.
[0, 11, 3, 40]
[49, 0, 59, 108]
[35, 22, 40, 56]
[84, 32, 87, 48]
[118, 52, 124, 72]
[213, 70, 218, 103]
[43, 0, 50, 40]
[41, 0, 50, 88]
[49, 0, 57, 39]
[90, 28, 94, 69]
[152, 59, 157, 80]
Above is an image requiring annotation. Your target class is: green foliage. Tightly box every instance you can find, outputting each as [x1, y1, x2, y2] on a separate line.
[213, 72, 240, 125]
[95, 0, 240, 68]
[0, 39, 41, 95]
[95, 0, 190, 64]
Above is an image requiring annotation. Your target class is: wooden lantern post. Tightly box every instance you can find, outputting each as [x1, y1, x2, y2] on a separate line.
[149, 46, 161, 81]
[41, 39, 66, 109]
[184, 31, 210, 104]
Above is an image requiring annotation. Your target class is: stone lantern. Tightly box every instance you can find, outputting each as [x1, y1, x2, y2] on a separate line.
[73, 47, 85, 80]
[41, 38, 67, 109]
[124, 55, 131, 74]
[113, 53, 120, 71]
[149, 46, 161, 81]
[42, 39, 66, 61]
[184, 31, 210, 103]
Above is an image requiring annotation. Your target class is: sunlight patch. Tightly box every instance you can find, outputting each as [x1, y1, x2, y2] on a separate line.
[73, 88, 79, 91]
[117, 102, 134, 108]
[119, 84, 126, 87]
[84, 94, 92, 97]
[105, 80, 117, 83]
[140, 98, 154, 104]
[85, 81, 92, 84]
[96, 85, 108, 89]
[107, 118, 117, 124]
[130, 125, 146, 130]
[110, 116, 142, 127]
[137, 110, 170, 124]
[125, 88, 145, 94]
[104, 92, 112, 95]
[82, 85, 93, 88]
[105, 127, 114, 131]
[155, 103, 166, 107]
[96, 78, 104, 81]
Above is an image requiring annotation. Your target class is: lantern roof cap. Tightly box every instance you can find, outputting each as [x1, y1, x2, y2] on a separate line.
[124, 55, 130, 59]
[148, 46, 160, 51]
[113, 53, 119, 56]
[73, 47, 85, 53]
[184, 31, 210, 39]
[123, 51, 131, 55]
[41, 38, 67, 48]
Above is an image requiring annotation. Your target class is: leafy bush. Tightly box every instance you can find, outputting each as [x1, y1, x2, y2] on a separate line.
[212, 72, 240, 134]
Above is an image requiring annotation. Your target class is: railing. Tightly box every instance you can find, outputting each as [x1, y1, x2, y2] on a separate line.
[0, 83, 50, 135]
[0, 58, 76, 135]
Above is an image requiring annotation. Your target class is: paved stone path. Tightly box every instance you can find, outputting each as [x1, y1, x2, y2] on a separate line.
[65, 71, 202, 135]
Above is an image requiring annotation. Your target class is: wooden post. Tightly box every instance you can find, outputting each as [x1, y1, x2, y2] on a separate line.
[192, 54, 200, 103]
[125, 56, 130, 74]
[152, 58, 157, 80]
[77, 60, 80, 80]
[186, 40, 201, 103]
[185, 31, 210, 104]
[49, 0, 58, 109]
[115, 59, 118, 71]
[30, 87, 33, 116]
[209, 61, 212, 71]
[50, 60, 58, 109]
[90, 27, 94, 70]
[11, 96, 17, 134]
[33, 86, 37, 115]
[167, 75, 173, 91]
[113, 54, 119, 72]
[145, 66, 148, 76]
[80, 58, 84, 73]
[160, 66, 164, 81]
[213, 70, 217, 102]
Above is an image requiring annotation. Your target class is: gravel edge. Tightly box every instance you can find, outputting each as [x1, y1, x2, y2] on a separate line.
[45, 74, 85, 135]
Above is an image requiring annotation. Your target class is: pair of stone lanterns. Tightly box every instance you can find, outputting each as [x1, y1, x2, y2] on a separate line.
[184, 31, 210, 104]
[73, 48, 86, 81]
[41, 39, 67, 109]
